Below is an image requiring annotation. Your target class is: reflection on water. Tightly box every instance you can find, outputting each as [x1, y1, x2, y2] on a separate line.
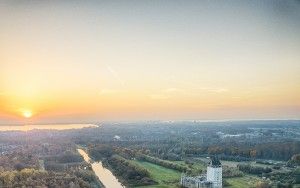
[77, 149, 124, 188]
[0, 124, 97, 131]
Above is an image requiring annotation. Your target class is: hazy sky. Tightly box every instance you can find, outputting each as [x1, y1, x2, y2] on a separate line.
[1, 0, 300, 124]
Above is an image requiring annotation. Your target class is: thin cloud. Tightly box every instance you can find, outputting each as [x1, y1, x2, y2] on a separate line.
[165, 77, 229, 94]
[148, 94, 169, 100]
[106, 65, 125, 87]
[163, 88, 183, 93]
[98, 89, 118, 95]
[199, 87, 229, 93]
[149, 86, 228, 100]
[149, 87, 184, 100]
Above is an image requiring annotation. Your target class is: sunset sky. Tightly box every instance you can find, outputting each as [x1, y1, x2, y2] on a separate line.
[1, 1, 300, 124]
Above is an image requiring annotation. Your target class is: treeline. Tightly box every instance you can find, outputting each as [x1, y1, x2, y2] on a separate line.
[137, 153, 188, 172]
[44, 151, 83, 172]
[0, 152, 39, 171]
[89, 144, 114, 160]
[267, 168, 300, 185]
[222, 166, 244, 178]
[44, 151, 83, 164]
[287, 154, 300, 167]
[237, 164, 272, 175]
[194, 154, 251, 162]
[0, 168, 101, 188]
[107, 155, 157, 187]
[184, 141, 300, 161]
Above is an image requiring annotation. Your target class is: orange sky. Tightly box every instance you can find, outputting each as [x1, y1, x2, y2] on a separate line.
[0, 1, 300, 123]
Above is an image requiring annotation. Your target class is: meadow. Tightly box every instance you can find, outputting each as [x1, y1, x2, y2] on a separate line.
[132, 159, 268, 188]
[132, 161, 181, 188]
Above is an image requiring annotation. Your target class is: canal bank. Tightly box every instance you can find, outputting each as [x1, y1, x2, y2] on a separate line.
[77, 148, 125, 188]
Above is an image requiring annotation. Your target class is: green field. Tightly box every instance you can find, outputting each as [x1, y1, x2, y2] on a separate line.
[132, 160, 181, 188]
[131, 159, 267, 188]
[226, 175, 261, 188]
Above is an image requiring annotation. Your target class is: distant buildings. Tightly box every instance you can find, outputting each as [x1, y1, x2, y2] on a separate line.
[0, 144, 19, 155]
[216, 131, 262, 139]
[181, 156, 222, 188]
[113, 135, 121, 141]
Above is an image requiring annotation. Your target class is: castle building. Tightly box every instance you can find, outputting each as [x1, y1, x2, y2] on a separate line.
[180, 156, 222, 188]
[180, 174, 212, 188]
[207, 156, 222, 188]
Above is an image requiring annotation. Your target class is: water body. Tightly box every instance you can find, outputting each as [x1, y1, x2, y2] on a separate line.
[0, 124, 97, 131]
[77, 149, 125, 188]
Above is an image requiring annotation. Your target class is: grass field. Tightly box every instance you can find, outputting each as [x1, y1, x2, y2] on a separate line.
[132, 158, 267, 188]
[226, 175, 261, 188]
[132, 160, 181, 188]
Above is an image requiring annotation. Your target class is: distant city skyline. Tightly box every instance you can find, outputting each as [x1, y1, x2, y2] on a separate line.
[0, 1, 300, 124]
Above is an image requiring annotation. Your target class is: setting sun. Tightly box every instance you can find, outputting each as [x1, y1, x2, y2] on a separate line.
[23, 110, 32, 118]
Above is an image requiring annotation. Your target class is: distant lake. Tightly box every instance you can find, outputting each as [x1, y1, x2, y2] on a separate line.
[0, 124, 98, 131]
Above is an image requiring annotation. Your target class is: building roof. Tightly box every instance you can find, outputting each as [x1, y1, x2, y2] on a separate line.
[209, 156, 221, 167]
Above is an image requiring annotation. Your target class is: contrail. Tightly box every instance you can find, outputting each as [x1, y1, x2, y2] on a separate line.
[106, 65, 125, 87]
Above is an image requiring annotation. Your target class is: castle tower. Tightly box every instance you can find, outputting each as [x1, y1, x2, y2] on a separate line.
[206, 156, 222, 188]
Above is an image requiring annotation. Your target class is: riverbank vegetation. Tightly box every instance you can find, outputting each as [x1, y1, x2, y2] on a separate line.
[88, 144, 157, 187]
[0, 168, 101, 188]
[108, 155, 157, 186]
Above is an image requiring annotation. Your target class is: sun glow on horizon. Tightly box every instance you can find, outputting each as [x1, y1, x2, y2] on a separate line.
[22, 110, 32, 119]
[0, 1, 299, 122]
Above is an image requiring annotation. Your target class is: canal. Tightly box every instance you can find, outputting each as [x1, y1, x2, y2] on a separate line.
[77, 148, 125, 188]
